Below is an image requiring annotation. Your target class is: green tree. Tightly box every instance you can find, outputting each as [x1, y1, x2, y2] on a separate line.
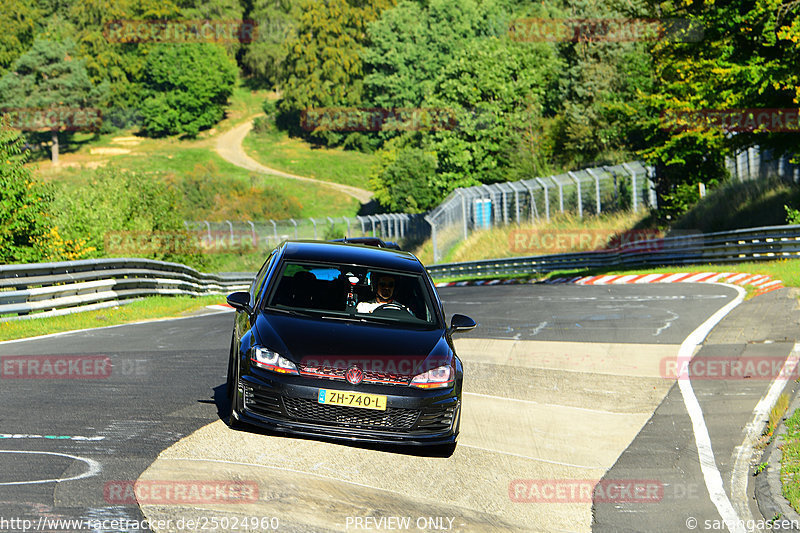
[369, 139, 439, 213]
[139, 42, 237, 137]
[0, 121, 53, 264]
[549, 14, 654, 167]
[0, 0, 41, 75]
[363, 0, 508, 109]
[68, 0, 182, 128]
[180, 0, 247, 61]
[241, 0, 299, 88]
[278, 0, 395, 138]
[371, 36, 561, 211]
[638, 0, 800, 219]
[0, 38, 105, 163]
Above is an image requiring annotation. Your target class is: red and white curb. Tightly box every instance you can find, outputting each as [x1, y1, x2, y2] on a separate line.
[435, 271, 784, 296]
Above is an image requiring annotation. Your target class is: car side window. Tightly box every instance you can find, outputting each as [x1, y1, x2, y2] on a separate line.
[250, 250, 277, 305]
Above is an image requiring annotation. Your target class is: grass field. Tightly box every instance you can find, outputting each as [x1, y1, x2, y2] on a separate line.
[0, 295, 229, 342]
[28, 84, 363, 220]
[242, 128, 375, 190]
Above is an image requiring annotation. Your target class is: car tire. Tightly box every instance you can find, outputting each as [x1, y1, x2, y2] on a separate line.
[226, 335, 244, 430]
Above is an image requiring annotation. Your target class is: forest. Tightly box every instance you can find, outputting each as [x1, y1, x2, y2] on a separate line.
[1, 0, 799, 262]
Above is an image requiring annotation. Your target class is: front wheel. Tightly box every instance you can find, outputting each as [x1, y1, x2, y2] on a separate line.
[226, 336, 244, 430]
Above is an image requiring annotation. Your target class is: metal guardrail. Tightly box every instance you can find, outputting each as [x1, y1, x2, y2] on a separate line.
[0, 258, 254, 321]
[3, 224, 799, 320]
[426, 225, 800, 279]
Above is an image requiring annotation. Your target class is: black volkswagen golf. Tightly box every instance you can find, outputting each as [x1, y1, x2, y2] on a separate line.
[225, 240, 476, 449]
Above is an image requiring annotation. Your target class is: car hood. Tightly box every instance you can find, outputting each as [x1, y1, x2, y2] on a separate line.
[254, 312, 452, 371]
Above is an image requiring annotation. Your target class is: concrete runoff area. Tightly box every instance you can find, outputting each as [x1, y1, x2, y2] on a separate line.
[138, 338, 679, 532]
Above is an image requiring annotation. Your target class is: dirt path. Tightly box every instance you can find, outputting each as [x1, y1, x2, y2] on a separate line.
[215, 118, 373, 204]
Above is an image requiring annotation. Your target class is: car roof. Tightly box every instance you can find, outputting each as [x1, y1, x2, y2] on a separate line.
[279, 240, 424, 273]
[330, 237, 401, 250]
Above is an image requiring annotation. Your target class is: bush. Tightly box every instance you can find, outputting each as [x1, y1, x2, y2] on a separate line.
[50, 167, 200, 265]
[0, 123, 54, 263]
[787, 205, 800, 225]
[252, 115, 273, 134]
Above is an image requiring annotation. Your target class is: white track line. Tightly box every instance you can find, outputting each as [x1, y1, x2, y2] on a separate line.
[677, 283, 747, 533]
[730, 343, 800, 526]
[0, 309, 233, 345]
[0, 451, 101, 486]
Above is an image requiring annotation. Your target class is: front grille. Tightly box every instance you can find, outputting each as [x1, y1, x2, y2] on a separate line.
[244, 386, 283, 418]
[299, 365, 412, 386]
[283, 397, 419, 430]
[415, 404, 457, 432]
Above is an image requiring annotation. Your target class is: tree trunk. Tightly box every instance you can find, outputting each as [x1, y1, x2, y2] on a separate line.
[51, 131, 59, 165]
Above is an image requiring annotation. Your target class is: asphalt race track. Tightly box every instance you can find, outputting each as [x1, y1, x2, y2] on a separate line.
[0, 283, 796, 532]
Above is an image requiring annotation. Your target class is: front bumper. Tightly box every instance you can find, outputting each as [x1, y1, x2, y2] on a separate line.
[234, 369, 460, 446]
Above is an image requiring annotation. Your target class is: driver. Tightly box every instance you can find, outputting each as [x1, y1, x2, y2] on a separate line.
[356, 274, 411, 314]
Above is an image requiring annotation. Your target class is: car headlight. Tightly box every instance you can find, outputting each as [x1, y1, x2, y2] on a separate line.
[251, 347, 298, 374]
[410, 365, 453, 389]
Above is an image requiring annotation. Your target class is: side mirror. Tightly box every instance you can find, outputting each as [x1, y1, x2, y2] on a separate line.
[450, 314, 476, 333]
[227, 292, 252, 313]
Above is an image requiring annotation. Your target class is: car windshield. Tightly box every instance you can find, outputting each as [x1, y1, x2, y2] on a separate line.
[265, 261, 438, 327]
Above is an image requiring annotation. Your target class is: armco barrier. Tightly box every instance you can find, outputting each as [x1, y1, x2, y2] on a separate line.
[425, 224, 800, 278]
[2, 225, 799, 320]
[0, 258, 254, 321]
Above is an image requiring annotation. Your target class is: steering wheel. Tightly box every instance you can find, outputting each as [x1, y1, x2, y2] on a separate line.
[375, 302, 406, 312]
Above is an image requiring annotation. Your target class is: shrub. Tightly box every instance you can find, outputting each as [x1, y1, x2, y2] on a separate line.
[0, 123, 54, 263]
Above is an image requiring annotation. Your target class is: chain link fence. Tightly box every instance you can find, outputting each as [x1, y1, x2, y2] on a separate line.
[725, 145, 800, 182]
[424, 161, 656, 263]
[184, 214, 429, 252]
[184, 148, 799, 265]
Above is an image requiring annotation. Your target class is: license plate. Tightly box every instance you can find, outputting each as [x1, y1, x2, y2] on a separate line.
[318, 389, 387, 411]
